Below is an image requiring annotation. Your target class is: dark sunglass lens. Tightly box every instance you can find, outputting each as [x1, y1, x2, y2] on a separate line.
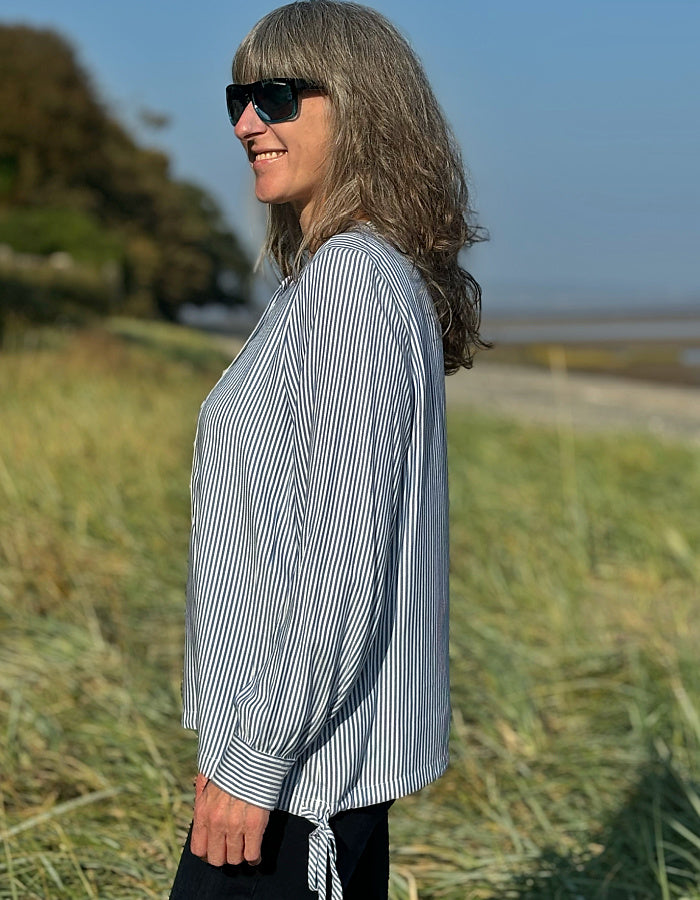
[256, 81, 296, 122]
[226, 85, 249, 125]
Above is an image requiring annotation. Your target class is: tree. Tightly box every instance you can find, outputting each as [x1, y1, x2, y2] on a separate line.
[0, 23, 251, 326]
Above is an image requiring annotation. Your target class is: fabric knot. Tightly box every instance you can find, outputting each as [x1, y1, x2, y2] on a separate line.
[307, 815, 343, 899]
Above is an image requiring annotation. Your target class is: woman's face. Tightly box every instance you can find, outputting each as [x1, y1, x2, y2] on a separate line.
[234, 91, 331, 233]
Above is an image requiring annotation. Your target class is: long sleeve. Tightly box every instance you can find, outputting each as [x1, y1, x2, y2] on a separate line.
[183, 228, 450, 840]
[208, 244, 414, 806]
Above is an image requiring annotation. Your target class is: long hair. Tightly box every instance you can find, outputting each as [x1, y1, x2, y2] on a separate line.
[233, 0, 488, 373]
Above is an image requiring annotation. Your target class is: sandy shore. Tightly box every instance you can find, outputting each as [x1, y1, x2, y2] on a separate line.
[447, 360, 700, 443]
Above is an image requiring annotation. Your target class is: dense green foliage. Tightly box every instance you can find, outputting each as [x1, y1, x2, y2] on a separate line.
[0, 207, 123, 264]
[0, 324, 698, 898]
[0, 25, 250, 334]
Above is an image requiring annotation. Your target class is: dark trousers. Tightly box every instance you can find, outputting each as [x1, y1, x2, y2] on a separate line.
[169, 801, 392, 899]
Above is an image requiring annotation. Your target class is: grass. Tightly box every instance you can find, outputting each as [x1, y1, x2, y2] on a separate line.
[0, 321, 698, 899]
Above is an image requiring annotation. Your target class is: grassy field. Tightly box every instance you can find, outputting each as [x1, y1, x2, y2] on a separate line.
[1, 321, 699, 899]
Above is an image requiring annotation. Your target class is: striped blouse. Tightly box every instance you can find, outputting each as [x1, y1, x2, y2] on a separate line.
[182, 226, 450, 898]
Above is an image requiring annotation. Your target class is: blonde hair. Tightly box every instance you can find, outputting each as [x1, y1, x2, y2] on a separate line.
[233, 0, 488, 373]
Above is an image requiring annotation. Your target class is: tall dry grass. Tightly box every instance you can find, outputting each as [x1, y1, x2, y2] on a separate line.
[0, 321, 698, 899]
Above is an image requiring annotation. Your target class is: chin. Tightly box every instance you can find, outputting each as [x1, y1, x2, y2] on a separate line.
[255, 187, 287, 205]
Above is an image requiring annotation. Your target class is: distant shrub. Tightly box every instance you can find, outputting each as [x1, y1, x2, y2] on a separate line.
[0, 261, 118, 342]
[0, 206, 124, 265]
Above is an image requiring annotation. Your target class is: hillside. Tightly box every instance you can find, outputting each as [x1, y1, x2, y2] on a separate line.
[0, 24, 250, 332]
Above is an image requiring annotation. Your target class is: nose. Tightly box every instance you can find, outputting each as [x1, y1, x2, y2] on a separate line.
[234, 101, 268, 140]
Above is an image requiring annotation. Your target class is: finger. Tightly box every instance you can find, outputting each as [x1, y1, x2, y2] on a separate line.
[242, 825, 265, 865]
[189, 821, 208, 859]
[206, 828, 227, 867]
[226, 832, 245, 866]
[243, 842, 263, 865]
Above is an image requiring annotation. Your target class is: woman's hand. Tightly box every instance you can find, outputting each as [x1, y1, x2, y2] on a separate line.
[190, 773, 270, 867]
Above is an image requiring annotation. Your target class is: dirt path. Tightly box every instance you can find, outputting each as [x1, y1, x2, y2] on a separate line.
[447, 360, 700, 443]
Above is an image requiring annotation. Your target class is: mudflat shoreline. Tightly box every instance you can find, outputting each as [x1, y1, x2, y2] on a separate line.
[484, 315, 700, 345]
[447, 359, 700, 442]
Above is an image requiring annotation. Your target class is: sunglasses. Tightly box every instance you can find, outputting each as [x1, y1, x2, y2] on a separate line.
[226, 78, 322, 126]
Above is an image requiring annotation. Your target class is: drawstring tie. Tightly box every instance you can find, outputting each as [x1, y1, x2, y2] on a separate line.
[306, 812, 343, 899]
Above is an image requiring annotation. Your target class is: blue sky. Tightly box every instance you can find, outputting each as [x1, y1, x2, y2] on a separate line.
[2, 0, 699, 313]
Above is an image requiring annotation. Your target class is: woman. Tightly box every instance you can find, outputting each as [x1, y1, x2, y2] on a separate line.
[170, 2, 486, 898]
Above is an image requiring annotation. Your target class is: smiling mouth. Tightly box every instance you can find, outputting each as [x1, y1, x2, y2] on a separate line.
[252, 150, 286, 162]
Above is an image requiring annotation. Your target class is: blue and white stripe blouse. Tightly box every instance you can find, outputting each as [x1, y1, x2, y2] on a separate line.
[182, 225, 450, 898]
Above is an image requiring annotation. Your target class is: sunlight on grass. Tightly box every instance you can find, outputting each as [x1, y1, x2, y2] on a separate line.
[1, 322, 698, 898]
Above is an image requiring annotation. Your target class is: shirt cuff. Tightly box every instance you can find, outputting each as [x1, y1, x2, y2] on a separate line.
[207, 733, 296, 809]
